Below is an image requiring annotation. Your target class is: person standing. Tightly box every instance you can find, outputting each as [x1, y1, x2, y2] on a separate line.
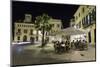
[71, 40, 75, 49]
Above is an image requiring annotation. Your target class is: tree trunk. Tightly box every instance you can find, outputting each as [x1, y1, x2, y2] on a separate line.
[41, 26, 45, 47]
[36, 30, 39, 41]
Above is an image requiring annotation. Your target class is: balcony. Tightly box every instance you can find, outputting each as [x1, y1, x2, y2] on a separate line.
[83, 20, 96, 28]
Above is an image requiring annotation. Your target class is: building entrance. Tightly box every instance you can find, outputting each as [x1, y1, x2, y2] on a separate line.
[23, 35, 27, 42]
[30, 37, 34, 43]
[88, 32, 91, 43]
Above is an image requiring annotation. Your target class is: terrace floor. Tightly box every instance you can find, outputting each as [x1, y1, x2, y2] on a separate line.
[11, 43, 96, 66]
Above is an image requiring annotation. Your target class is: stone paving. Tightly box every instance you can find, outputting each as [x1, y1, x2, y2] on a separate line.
[11, 43, 96, 66]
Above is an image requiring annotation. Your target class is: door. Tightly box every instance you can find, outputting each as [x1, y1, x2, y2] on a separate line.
[30, 37, 34, 43]
[88, 32, 91, 43]
[23, 35, 27, 42]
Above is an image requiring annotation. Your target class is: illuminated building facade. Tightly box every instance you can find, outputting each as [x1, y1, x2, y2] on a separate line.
[14, 14, 35, 43]
[49, 18, 62, 35]
[73, 5, 96, 46]
[14, 14, 62, 43]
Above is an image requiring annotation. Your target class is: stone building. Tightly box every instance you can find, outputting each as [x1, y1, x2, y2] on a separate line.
[49, 18, 62, 35]
[13, 14, 62, 43]
[72, 5, 96, 46]
[48, 18, 62, 42]
[14, 14, 35, 43]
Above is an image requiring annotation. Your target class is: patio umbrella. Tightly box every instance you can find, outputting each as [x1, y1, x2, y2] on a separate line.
[56, 27, 86, 36]
[64, 27, 85, 35]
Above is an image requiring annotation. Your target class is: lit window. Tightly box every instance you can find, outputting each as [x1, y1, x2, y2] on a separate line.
[17, 36, 20, 40]
[24, 29, 27, 33]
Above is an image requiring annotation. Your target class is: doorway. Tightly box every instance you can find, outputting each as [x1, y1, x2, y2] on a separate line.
[88, 32, 91, 43]
[23, 35, 27, 42]
[30, 37, 34, 43]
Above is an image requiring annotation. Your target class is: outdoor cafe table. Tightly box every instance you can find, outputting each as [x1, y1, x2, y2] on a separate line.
[61, 44, 66, 51]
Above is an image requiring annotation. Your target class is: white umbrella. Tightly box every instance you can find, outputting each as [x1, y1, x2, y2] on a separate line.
[60, 27, 86, 35]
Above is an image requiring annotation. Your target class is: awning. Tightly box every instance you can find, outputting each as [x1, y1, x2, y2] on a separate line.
[56, 27, 86, 36]
[63, 27, 86, 35]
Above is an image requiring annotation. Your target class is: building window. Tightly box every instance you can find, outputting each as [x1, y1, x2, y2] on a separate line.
[17, 36, 20, 40]
[52, 24, 54, 27]
[30, 29, 33, 35]
[84, 17, 86, 25]
[82, 15, 89, 27]
[24, 29, 27, 33]
[18, 29, 21, 33]
[86, 15, 88, 24]
[57, 24, 60, 27]
[79, 21, 81, 28]
[88, 32, 91, 43]
[82, 7, 85, 13]
[91, 9, 96, 22]
[79, 13, 80, 17]
[82, 18, 84, 25]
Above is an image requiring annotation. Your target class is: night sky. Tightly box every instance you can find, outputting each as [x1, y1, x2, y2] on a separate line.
[12, 1, 79, 28]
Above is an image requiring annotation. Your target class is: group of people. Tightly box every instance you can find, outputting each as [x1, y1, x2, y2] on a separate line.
[53, 40, 71, 53]
[71, 40, 88, 50]
[53, 39, 88, 53]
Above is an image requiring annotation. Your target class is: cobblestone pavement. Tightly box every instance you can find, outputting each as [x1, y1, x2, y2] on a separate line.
[11, 43, 96, 66]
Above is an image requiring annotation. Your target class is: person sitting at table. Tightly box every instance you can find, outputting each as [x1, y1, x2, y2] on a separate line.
[71, 40, 75, 49]
[65, 40, 70, 51]
[75, 40, 79, 49]
[59, 41, 65, 53]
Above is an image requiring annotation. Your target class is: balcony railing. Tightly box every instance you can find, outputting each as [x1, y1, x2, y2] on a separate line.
[83, 20, 96, 28]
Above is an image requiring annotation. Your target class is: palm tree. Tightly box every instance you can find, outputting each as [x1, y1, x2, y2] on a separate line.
[35, 13, 52, 47]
